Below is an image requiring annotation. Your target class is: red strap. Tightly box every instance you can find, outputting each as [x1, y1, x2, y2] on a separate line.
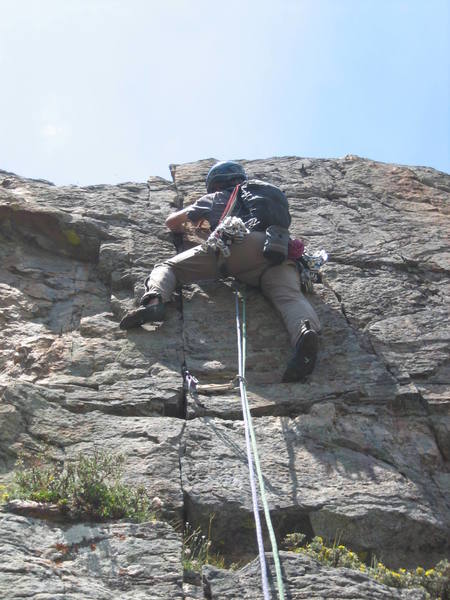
[218, 184, 241, 224]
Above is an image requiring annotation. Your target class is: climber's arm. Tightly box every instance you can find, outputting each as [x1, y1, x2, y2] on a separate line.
[165, 208, 201, 232]
[166, 195, 212, 232]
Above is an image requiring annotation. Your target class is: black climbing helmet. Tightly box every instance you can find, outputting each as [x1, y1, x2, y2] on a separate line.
[205, 161, 247, 193]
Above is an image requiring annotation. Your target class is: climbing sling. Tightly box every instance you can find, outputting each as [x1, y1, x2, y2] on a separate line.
[234, 288, 285, 600]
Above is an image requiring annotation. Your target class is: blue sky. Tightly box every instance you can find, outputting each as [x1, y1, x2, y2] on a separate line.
[0, 0, 448, 185]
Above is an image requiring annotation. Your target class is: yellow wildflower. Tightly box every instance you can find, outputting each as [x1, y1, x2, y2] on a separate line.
[425, 569, 435, 577]
[416, 567, 425, 576]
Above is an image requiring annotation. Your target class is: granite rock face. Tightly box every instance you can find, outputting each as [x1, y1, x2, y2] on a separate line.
[0, 157, 449, 598]
[0, 513, 184, 599]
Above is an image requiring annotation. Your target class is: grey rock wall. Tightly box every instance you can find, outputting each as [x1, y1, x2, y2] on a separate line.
[0, 156, 448, 599]
[0, 514, 184, 599]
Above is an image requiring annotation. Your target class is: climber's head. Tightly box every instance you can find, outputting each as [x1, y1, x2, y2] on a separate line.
[205, 161, 247, 193]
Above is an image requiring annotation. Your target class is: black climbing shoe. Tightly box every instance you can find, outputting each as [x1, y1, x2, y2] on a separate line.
[119, 302, 165, 330]
[282, 320, 318, 383]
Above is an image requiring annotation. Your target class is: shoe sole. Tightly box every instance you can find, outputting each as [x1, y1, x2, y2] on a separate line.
[282, 329, 319, 383]
[119, 305, 165, 330]
[119, 311, 147, 330]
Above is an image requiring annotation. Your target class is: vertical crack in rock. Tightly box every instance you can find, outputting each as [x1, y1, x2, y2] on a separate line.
[170, 165, 199, 594]
[322, 276, 352, 326]
[178, 290, 189, 421]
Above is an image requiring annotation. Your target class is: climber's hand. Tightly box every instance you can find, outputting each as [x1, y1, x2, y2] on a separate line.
[165, 208, 191, 232]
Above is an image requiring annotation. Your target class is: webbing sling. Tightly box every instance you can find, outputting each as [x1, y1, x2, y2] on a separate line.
[218, 184, 241, 224]
[235, 288, 285, 600]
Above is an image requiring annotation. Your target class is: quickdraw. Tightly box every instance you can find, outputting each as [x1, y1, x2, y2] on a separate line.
[182, 368, 199, 400]
[297, 248, 328, 293]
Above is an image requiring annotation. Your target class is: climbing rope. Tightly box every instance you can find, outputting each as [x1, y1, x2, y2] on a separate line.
[235, 291, 270, 600]
[235, 288, 285, 600]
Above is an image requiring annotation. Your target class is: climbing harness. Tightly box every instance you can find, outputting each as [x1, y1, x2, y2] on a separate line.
[234, 287, 285, 600]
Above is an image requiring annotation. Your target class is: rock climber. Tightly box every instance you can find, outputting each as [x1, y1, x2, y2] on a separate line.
[119, 161, 321, 382]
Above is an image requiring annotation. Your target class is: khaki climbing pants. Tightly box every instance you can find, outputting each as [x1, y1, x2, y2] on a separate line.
[146, 232, 320, 347]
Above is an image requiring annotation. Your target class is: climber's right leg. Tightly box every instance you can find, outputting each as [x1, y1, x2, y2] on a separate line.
[260, 262, 320, 347]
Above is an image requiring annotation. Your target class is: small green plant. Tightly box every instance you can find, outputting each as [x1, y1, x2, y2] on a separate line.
[182, 515, 225, 573]
[5, 449, 157, 523]
[0, 484, 9, 504]
[283, 533, 449, 600]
